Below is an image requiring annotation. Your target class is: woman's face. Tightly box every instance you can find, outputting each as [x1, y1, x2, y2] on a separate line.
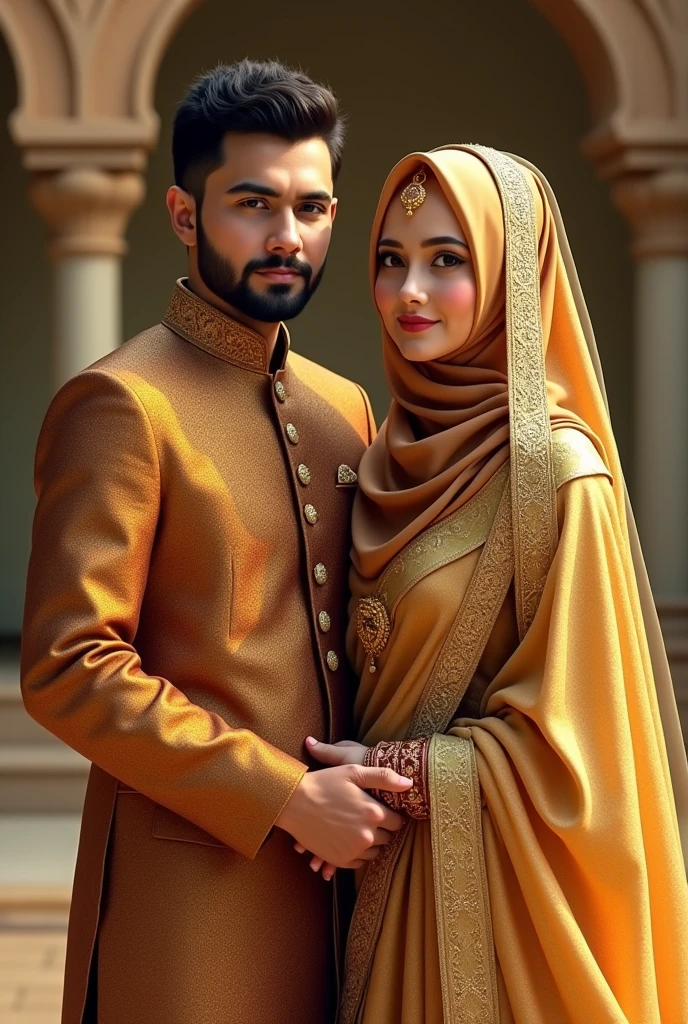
[374, 176, 476, 361]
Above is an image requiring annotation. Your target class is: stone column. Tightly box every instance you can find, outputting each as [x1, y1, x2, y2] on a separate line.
[612, 170, 688, 597]
[28, 168, 145, 388]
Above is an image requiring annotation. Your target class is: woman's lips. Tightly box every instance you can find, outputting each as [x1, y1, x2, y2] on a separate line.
[397, 315, 440, 334]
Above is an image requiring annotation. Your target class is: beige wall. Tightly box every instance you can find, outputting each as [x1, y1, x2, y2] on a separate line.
[0, 0, 635, 632]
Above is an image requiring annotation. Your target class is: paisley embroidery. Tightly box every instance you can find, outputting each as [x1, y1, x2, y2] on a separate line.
[163, 282, 268, 371]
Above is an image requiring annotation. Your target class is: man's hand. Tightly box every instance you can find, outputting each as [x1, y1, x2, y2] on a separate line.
[276, 761, 412, 878]
[305, 736, 368, 766]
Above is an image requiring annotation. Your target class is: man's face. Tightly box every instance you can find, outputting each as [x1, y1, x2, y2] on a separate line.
[190, 134, 337, 322]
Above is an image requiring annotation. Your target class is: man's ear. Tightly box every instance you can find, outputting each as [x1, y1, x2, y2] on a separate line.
[330, 197, 338, 224]
[166, 185, 197, 247]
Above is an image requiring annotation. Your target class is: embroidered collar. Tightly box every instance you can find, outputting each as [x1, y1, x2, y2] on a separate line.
[162, 278, 289, 374]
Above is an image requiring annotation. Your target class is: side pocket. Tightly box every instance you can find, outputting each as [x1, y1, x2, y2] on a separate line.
[151, 803, 227, 848]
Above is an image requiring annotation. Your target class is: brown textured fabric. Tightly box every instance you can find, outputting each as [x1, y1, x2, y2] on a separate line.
[21, 280, 373, 1024]
[353, 148, 587, 580]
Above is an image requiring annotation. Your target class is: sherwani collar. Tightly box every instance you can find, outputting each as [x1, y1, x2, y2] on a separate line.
[162, 278, 290, 375]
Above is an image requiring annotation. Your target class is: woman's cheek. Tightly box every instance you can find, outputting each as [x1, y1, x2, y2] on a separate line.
[437, 277, 476, 318]
[374, 276, 398, 329]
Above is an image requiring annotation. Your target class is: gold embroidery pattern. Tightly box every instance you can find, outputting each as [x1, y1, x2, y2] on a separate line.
[163, 284, 268, 371]
[340, 484, 513, 1024]
[468, 146, 557, 641]
[429, 734, 499, 1024]
[409, 480, 514, 739]
[552, 427, 612, 490]
[355, 465, 508, 672]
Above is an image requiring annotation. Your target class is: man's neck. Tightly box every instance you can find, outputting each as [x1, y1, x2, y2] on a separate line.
[186, 270, 280, 356]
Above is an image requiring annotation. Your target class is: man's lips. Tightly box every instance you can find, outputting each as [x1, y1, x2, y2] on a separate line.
[397, 314, 440, 333]
[255, 268, 302, 283]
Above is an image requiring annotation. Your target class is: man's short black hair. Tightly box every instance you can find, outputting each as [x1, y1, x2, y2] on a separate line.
[173, 59, 345, 199]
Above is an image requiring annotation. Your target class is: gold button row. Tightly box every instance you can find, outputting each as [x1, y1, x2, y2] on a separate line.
[276, 390, 335, 669]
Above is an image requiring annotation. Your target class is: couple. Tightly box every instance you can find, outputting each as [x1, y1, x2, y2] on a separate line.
[21, 59, 688, 1024]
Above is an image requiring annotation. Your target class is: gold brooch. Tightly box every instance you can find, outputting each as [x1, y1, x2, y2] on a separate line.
[400, 168, 427, 217]
[337, 464, 358, 485]
[357, 596, 391, 673]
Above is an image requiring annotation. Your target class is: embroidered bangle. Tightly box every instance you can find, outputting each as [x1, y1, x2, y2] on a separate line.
[364, 739, 430, 819]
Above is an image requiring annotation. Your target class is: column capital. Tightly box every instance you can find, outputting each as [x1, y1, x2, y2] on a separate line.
[611, 169, 688, 259]
[28, 167, 145, 259]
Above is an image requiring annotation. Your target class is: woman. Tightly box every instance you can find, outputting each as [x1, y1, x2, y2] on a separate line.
[307, 146, 688, 1023]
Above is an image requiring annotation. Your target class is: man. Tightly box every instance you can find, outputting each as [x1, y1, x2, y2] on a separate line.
[21, 60, 411, 1024]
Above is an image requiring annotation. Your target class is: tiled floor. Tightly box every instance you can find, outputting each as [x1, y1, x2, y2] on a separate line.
[0, 928, 66, 1023]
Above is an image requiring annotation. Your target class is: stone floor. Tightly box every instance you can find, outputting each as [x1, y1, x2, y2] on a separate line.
[0, 928, 66, 1023]
[0, 816, 78, 1023]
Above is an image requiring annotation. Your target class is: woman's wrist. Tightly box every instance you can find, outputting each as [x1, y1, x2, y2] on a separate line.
[363, 738, 430, 819]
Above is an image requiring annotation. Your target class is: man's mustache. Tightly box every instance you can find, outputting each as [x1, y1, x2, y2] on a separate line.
[244, 254, 313, 281]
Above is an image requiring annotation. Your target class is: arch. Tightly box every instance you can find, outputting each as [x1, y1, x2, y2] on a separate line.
[530, 0, 688, 175]
[0, 0, 204, 169]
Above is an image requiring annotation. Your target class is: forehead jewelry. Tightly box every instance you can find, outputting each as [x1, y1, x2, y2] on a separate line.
[400, 167, 427, 217]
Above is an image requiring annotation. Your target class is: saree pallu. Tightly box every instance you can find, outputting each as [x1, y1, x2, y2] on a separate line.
[342, 438, 688, 1024]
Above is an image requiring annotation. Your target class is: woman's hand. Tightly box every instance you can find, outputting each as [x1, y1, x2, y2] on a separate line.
[293, 737, 372, 879]
[305, 736, 369, 766]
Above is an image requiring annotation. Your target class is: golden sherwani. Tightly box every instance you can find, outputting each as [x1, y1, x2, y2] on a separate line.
[21, 280, 374, 1024]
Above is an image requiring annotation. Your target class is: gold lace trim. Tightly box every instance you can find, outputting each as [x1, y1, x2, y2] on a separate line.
[430, 733, 499, 1024]
[377, 464, 507, 613]
[162, 280, 270, 372]
[468, 146, 558, 642]
[409, 479, 514, 739]
[340, 483, 513, 1024]
[552, 427, 612, 489]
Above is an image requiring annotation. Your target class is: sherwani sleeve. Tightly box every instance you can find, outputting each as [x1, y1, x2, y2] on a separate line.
[21, 369, 306, 859]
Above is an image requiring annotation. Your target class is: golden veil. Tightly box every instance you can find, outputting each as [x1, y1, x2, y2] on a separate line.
[343, 145, 688, 1024]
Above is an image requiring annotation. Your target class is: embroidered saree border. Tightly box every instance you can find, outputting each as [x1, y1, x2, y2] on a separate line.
[467, 146, 558, 642]
[429, 734, 499, 1024]
[339, 484, 513, 1024]
[375, 464, 509, 618]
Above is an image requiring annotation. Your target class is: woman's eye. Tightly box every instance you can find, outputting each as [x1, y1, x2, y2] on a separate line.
[378, 252, 405, 268]
[432, 251, 465, 268]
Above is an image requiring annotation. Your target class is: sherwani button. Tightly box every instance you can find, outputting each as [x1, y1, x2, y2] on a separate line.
[314, 563, 328, 585]
[304, 504, 318, 525]
[285, 422, 299, 444]
[318, 611, 331, 633]
[274, 380, 286, 402]
[326, 651, 339, 671]
[297, 464, 311, 486]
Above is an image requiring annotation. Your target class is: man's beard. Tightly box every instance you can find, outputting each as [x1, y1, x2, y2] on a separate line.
[196, 219, 326, 323]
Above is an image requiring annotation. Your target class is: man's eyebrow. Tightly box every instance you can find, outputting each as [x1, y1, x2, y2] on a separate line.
[226, 182, 281, 197]
[378, 238, 403, 248]
[298, 190, 332, 202]
[421, 236, 469, 250]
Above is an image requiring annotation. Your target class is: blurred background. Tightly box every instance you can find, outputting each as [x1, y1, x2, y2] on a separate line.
[0, 0, 686, 1019]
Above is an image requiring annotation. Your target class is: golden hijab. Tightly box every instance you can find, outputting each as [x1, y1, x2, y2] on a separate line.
[353, 144, 688, 851]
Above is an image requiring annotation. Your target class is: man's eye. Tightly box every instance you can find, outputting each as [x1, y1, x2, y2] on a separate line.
[240, 198, 269, 210]
[299, 203, 325, 215]
[432, 252, 465, 268]
[378, 252, 405, 268]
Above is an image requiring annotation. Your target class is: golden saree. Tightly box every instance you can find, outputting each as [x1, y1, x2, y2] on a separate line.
[343, 147, 688, 1024]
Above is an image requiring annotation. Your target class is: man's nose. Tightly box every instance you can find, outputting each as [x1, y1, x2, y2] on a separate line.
[267, 211, 303, 256]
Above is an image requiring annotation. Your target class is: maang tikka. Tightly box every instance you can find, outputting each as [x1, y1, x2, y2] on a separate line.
[400, 167, 427, 217]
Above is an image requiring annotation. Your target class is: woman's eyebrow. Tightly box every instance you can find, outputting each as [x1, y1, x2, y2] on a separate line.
[378, 238, 403, 248]
[421, 236, 469, 250]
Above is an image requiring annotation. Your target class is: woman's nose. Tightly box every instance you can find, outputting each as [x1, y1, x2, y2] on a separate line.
[398, 272, 428, 306]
